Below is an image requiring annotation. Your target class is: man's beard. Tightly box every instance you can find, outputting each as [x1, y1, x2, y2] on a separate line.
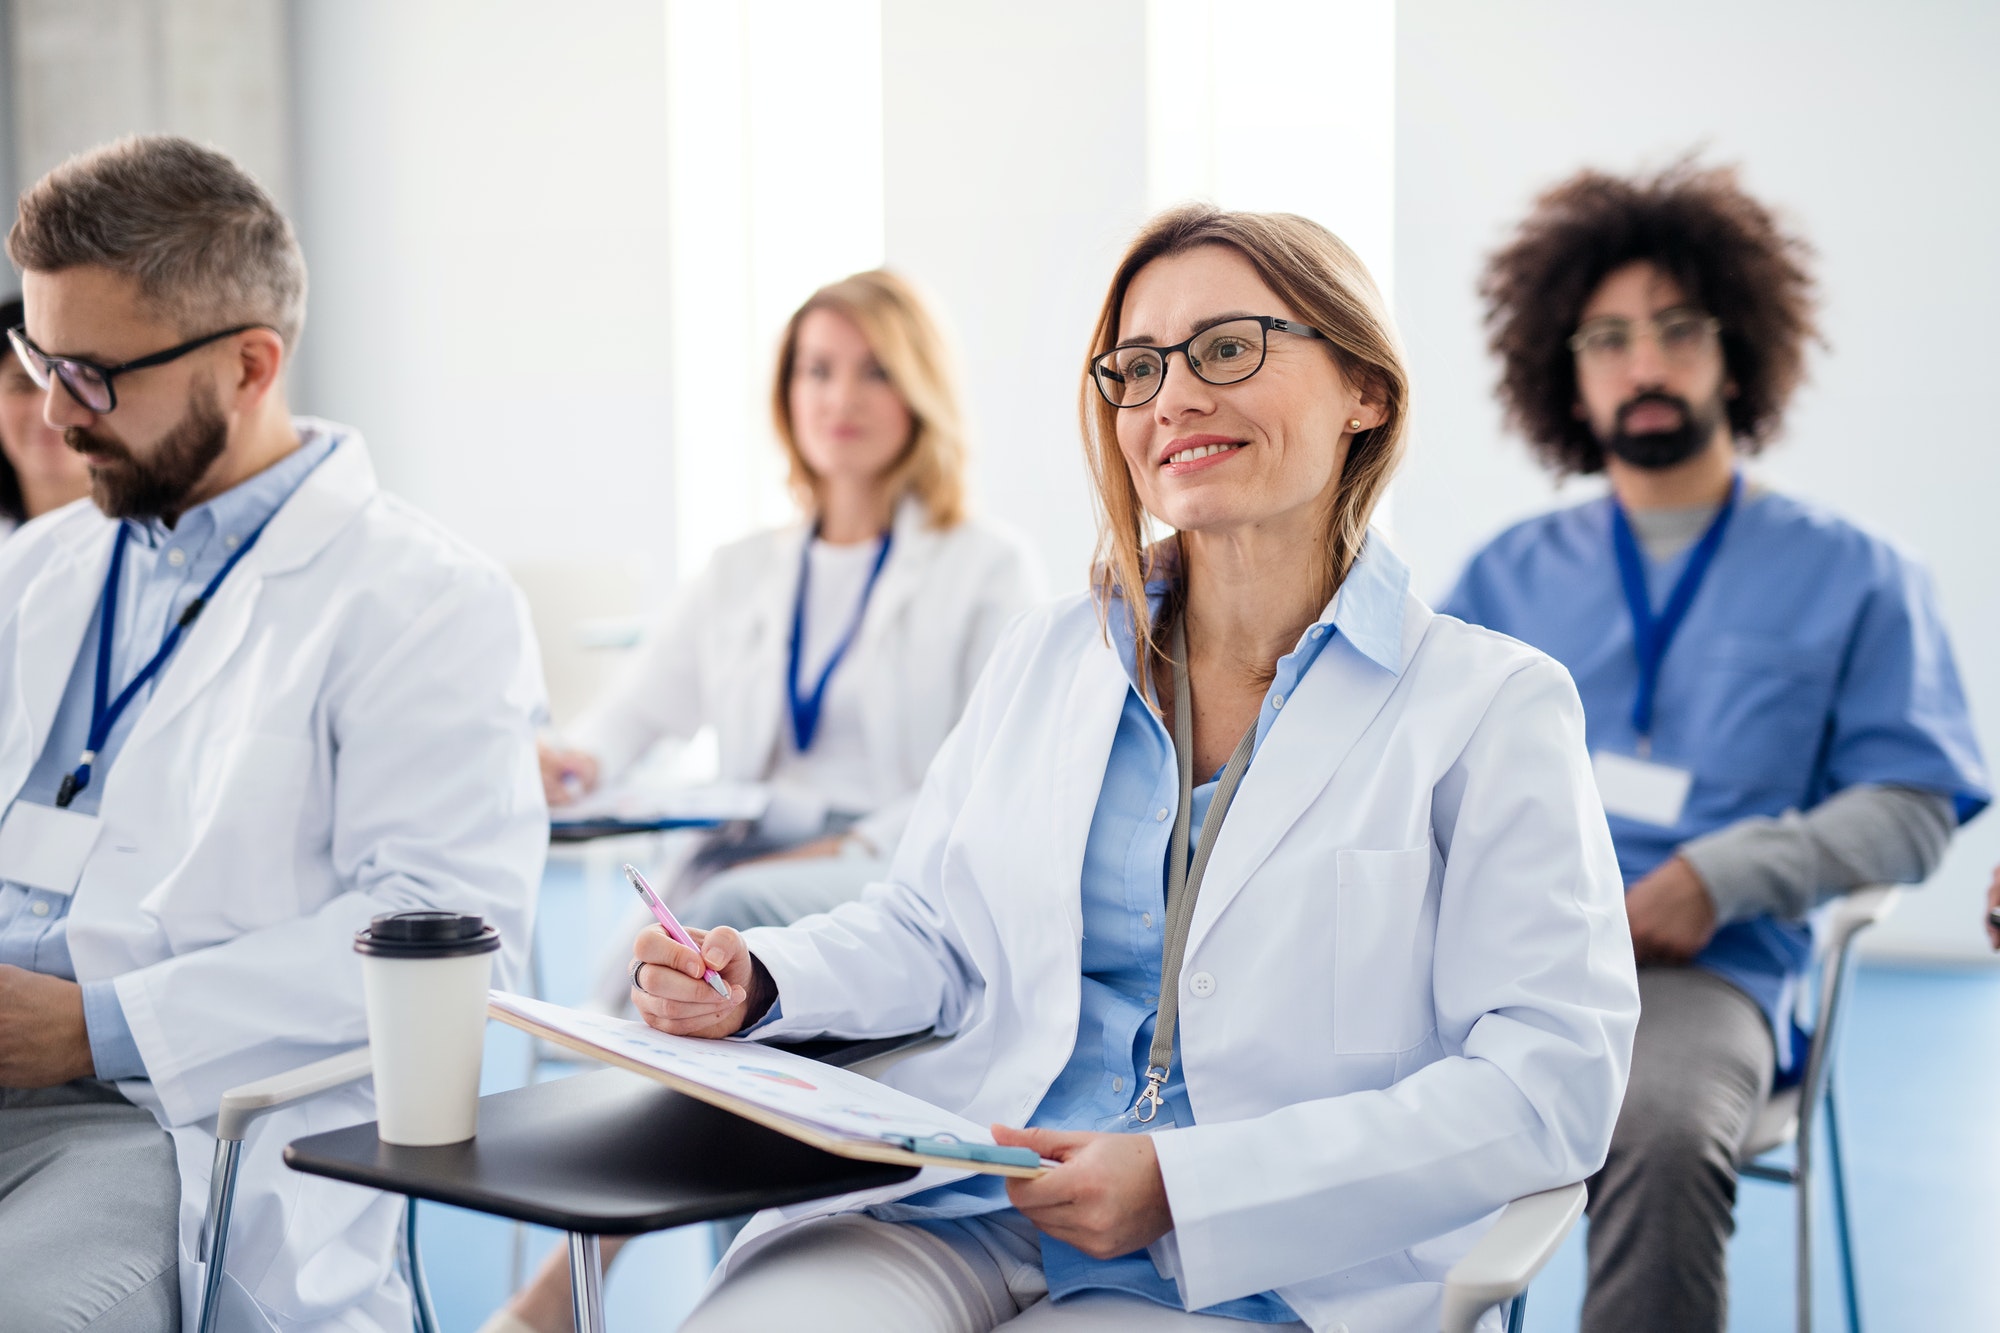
[1598, 390, 1726, 471]
[66, 386, 228, 521]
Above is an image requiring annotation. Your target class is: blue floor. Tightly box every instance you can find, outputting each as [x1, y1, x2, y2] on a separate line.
[419, 857, 2000, 1332]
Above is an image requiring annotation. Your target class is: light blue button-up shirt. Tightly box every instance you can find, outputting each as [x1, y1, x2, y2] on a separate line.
[1444, 489, 1988, 1060]
[871, 536, 1411, 1323]
[0, 429, 337, 1080]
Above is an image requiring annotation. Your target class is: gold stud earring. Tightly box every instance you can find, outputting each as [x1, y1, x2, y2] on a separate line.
[1348, 418, 1363, 431]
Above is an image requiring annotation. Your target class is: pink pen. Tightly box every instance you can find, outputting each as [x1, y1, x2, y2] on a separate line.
[624, 863, 733, 998]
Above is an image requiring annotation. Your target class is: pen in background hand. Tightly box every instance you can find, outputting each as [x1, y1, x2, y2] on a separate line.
[624, 863, 734, 999]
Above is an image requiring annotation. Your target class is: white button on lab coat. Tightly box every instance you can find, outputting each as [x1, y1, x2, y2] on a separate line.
[0, 428, 547, 1332]
[727, 539, 1639, 1333]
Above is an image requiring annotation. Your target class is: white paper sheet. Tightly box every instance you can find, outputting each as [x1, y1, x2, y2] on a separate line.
[488, 991, 988, 1148]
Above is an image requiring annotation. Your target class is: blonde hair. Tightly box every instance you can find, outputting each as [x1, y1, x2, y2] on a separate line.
[1081, 205, 1410, 665]
[771, 269, 968, 529]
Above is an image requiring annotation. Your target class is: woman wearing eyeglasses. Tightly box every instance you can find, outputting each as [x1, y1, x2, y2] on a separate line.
[0, 297, 91, 540]
[629, 207, 1640, 1333]
[484, 270, 1040, 1333]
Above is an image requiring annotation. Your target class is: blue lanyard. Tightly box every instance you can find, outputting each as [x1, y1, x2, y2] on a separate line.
[54, 519, 274, 808]
[786, 527, 894, 754]
[1610, 474, 1741, 750]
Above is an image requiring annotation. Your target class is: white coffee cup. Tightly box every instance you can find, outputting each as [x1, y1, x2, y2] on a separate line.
[354, 911, 502, 1146]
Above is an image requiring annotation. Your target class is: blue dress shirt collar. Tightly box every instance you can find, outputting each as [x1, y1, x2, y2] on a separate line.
[1105, 527, 1411, 687]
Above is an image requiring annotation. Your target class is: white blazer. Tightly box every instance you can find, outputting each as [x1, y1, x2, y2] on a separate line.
[0, 428, 547, 1332]
[568, 496, 1042, 855]
[731, 536, 1639, 1333]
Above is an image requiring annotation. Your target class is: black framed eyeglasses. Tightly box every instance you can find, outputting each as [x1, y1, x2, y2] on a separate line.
[5, 323, 268, 414]
[1090, 315, 1324, 409]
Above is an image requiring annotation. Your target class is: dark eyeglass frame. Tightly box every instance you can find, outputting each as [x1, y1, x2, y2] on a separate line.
[5, 323, 268, 414]
[1090, 315, 1325, 409]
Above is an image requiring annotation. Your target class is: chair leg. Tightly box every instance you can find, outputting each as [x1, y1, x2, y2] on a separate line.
[405, 1200, 439, 1333]
[196, 1138, 244, 1333]
[568, 1232, 606, 1333]
[1504, 1290, 1529, 1333]
[1796, 1093, 1815, 1333]
[1824, 1083, 1862, 1333]
[513, 936, 550, 1290]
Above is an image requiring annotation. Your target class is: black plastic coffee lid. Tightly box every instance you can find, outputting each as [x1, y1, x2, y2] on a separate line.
[353, 911, 501, 959]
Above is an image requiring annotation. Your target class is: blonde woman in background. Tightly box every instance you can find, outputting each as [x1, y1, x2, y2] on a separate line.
[0, 295, 91, 539]
[485, 270, 1040, 1333]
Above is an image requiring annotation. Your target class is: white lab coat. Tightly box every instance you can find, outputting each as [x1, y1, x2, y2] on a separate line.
[0, 428, 547, 1332]
[568, 495, 1042, 855]
[729, 539, 1640, 1333]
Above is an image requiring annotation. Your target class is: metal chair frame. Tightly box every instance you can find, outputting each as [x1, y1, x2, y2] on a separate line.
[1440, 1181, 1588, 1333]
[198, 1029, 1591, 1332]
[1735, 885, 1896, 1333]
[196, 1047, 434, 1333]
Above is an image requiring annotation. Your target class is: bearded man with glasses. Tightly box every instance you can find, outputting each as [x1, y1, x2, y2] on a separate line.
[0, 136, 544, 1331]
[1441, 160, 1988, 1332]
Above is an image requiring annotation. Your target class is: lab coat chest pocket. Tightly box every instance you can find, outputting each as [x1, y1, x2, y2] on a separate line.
[1333, 845, 1439, 1054]
[171, 732, 315, 929]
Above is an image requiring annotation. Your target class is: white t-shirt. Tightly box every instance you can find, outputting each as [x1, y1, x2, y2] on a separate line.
[767, 536, 891, 818]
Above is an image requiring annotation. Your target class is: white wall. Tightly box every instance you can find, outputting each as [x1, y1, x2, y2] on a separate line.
[291, 0, 675, 594]
[8, 0, 290, 208]
[1393, 0, 2000, 959]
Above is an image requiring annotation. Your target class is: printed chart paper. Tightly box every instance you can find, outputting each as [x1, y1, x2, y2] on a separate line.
[488, 991, 989, 1149]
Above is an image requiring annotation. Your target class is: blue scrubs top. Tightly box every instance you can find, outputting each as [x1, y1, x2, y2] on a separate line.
[1443, 488, 1989, 1055]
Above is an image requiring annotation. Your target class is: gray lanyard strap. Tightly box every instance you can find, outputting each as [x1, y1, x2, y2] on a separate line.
[1133, 613, 1258, 1124]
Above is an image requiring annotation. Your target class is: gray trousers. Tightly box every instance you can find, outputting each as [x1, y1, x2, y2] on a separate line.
[0, 1078, 181, 1331]
[1582, 965, 1776, 1333]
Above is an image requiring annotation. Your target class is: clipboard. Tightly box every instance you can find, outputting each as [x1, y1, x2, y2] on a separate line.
[548, 815, 726, 842]
[487, 996, 1048, 1179]
[548, 781, 770, 843]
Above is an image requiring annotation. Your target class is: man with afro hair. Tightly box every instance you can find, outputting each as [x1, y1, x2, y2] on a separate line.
[1443, 160, 1988, 1332]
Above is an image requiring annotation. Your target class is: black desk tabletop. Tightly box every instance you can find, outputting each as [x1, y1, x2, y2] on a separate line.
[283, 1067, 918, 1234]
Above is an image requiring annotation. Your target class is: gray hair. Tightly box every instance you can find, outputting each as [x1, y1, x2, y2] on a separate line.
[7, 135, 306, 348]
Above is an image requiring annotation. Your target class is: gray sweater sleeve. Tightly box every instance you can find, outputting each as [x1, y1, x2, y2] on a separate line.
[1681, 785, 1957, 924]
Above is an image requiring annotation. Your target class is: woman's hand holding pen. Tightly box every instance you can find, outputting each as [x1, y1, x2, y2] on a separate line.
[631, 925, 761, 1038]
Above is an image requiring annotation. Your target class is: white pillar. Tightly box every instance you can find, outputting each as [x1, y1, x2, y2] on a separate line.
[880, 0, 1151, 594]
[663, 0, 885, 579]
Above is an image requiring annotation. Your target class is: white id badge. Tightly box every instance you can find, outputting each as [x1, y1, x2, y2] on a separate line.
[1593, 751, 1694, 827]
[0, 801, 102, 896]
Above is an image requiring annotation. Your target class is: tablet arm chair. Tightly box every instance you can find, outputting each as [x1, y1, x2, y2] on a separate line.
[1440, 1181, 1588, 1333]
[1737, 885, 1897, 1333]
[198, 1046, 437, 1333]
[206, 1040, 1585, 1333]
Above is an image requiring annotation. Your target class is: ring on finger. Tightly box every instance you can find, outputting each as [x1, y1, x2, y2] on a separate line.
[630, 957, 649, 996]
